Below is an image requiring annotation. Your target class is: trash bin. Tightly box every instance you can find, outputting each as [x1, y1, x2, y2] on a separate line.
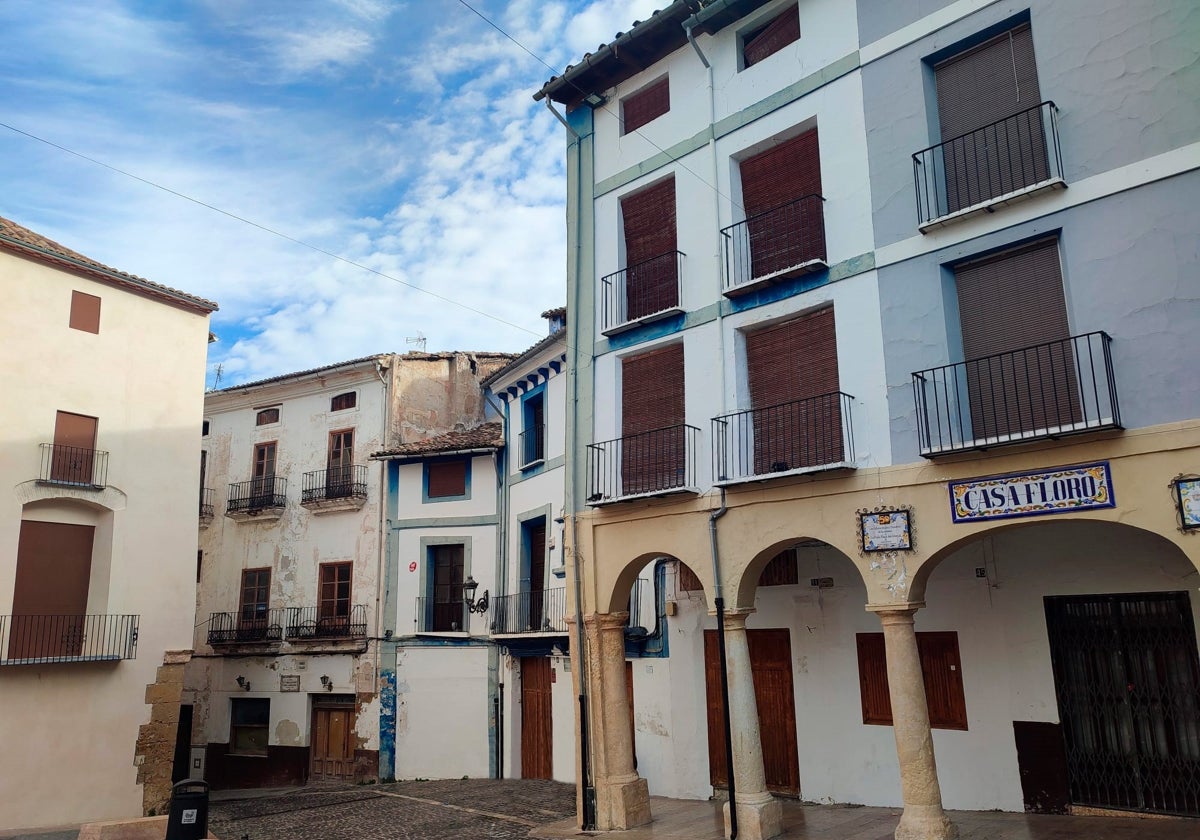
[165, 779, 209, 840]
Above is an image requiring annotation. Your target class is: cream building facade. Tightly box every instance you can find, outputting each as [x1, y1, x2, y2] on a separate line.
[535, 1, 1200, 838]
[0, 216, 216, 831]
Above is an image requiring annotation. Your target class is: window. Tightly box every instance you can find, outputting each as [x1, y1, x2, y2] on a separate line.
[678, 549, 795, 591]
[239, 568, 271, 625]
[620, 344, 685, 495]
[330, 392, 356, 412]
[521, 391, 545, 467]
[51, 410, 99, 484]
[230, 698, 270, 756]
[256, 407, 280, 426]
[430, 544, 465, 632]
[621, 76, 669, 134]
[10, 519, 95, 659]
[327, 429, 354, 495]
[318, 562, 352, 623]
[202, 420, 210, 436]
[742, 4, 799, 68]
[69, 290, 101, 334]
[196, 550, 203, 584]
[856, 631, 968, 730]
[426, 459, 468, 500]
[620, 178, 679, 322]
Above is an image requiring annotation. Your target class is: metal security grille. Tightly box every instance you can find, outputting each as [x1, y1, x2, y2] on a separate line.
[1045, 592, 1200, 816]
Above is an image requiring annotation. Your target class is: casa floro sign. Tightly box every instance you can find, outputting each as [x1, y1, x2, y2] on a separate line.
[950, 461, 1114, 523]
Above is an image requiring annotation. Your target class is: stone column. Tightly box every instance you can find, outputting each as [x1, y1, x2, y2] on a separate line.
[720, 610, 782, 840]
[871, 606, 958, 840]
[584, 611, 651, 830]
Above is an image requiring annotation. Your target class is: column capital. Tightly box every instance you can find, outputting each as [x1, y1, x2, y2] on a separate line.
[708, 606, 755, 620]
[865, 602, 925, 622]
[583, 611, 630, 631]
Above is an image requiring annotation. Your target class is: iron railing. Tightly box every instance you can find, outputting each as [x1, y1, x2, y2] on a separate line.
[601, 250, 684, 334]
[519, 424, 546, 468]
[587, 424, 701, 504]
[491, 588, 567, 634]
[38, 443, 108, 488]
[721, 194, 826, 293]
[0, 614, 138, 664]
[284, 604, 367, 639]
[913, 331, 1120, 456]
[301, 465, 367, 504]
[713, 392, 855, 483]
[914, 101, 1062, 227]
[227, 476, 287, 514]
[414, 596, 470, 633]
[207, 609, 286, 644]
[199, 487, 215, 519]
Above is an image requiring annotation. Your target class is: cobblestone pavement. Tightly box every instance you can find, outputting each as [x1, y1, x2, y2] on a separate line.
[208, 779, 576, 840]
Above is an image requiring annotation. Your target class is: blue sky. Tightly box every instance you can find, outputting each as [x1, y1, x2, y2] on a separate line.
[0, 0, 660, 386]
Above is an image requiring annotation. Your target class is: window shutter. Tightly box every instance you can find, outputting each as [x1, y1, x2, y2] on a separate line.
[621, 178, 679, 320]
[918, 632, 968, 730]
[69, 291, 101, 333]
[621, 343, 685, 494]
[427, 460, 467, 497]
[678, 562, 703, 592]
[935, 23, 1041, 142]
[331, 392, 356, 411]
[856, 633, 893, 725]
[622, 76, 670, 134]
[738, 129, 825, 276]
[743, 6, 800, 68]
[758, 548, 799, 587]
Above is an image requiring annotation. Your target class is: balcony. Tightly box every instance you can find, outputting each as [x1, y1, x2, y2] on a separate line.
[587, 424, 701, 505]
[519, 424, 546, 470]
[284, 605, 367, 640]
[0, 614, 139, 665]
[300, 465, 368, 513]
[199, 487, 215, 528]
[491, 588, 567, 635]
[414, 596, 470, 634]
[601, 250, 685, 336]
[914, 101, 1064, 231]
[226, 476, 287, 520]
[38, 443, 109, 489]
[206, 610, 285, 645]
[713, 392, 856, 485]
[913, 332, 1121, 457]
[721, 194, 827, 296]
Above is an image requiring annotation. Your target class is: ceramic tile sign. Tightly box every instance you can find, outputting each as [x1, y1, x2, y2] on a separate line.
[280, 674, 301, 692]
[860, 510, 912, 552]
[1174, 477, 1200, 531]
[950, 461, 1114, 523]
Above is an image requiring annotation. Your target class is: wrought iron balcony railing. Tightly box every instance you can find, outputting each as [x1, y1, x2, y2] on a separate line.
[207, 610, 286, 645]
[301, 465, 367, 505]
[491, 588, 567, 634]
[713, 392, 855, 484]
[519, 424, 546, 468]
[227, 476, 287, 514]
[601, 250, 685, 335]
[38, 443, 109, 488]
[914, 101, 1063, 229]
[284, 604, 367, 639]
[199, 487, 215, 519]
[721, 193, 826, 294]
[0, 614, 138, 664]
[913, 331, 1120, 457]
[414, 596, 470, 633]
[587, 424, 701, 505]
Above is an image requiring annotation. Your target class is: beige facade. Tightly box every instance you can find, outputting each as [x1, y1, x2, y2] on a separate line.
[0, 218, 215, 831]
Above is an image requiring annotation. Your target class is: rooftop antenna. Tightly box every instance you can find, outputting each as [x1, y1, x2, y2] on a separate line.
[211, 363, 224, 390]
[406, 332, 427, 353]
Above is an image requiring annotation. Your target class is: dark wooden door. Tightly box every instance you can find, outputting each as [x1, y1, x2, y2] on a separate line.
[432, 544, 465, 631]
[311, 701, 356, 781]
[521, 657, 554, 779]
[52, 411, 97, 484]
[527, 521, 546, 630]
[9, 520, 94, 659]
[704, 628, 801, 796]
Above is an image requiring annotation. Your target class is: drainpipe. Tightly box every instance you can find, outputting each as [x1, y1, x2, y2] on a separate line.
[708, 488, 736, 839]
[484, 391, 507, 779]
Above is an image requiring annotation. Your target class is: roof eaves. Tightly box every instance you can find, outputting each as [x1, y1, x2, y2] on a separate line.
[481, 333, 567, 389]
[208, 355, 388, 394]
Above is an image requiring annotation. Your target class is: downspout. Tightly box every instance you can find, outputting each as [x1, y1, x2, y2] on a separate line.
[708, 488, 735, 839]
[375, 360, 395, 781]
[484, 391, 507, 779]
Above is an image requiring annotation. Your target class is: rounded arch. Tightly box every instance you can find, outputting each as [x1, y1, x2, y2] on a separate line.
[14, 479, 127, 512]
[732, 536, 869, 610]
[603, 551, 710, 614]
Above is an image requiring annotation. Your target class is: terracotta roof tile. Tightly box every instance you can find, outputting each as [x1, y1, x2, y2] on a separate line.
[373, 422, 504, 459]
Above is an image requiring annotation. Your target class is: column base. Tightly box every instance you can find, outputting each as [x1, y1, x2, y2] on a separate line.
[722, 794, 783, 840]
[895, 804, 958, 840]
[596, 775, 652, 830]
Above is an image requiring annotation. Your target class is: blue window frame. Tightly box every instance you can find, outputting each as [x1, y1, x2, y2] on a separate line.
[423, 457, 472, 502]
[520, 385, 546, 470]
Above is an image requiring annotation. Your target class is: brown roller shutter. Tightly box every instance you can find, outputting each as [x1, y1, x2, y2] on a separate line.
[621, 344, 685, 494]
[52, 411, 98, 484]
[622, 76, 669, 134]
[738, 129, 825, 278]
[427, 459, 468, 498]
[935, 24, 1048, 211]
[856, 633, 892, 725]
[10, 520, 94, 659]
[69, 291, 101, 333]
[955, 238, 1080, 440]
[743, 5, 800, 68]
[744, 307, 842, 470]
[621, 178, 678, 320]
[758, 548, 799, 587]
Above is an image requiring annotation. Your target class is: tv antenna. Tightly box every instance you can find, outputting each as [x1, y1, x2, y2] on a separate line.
[211, 363, 224, 390]
[406, 332, 427, 353]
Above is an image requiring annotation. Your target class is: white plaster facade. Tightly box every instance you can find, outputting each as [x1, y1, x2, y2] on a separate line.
[0, 217, 215, 831]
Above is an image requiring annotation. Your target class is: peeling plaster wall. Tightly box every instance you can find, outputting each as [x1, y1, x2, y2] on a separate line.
[389, 353, 512, 445]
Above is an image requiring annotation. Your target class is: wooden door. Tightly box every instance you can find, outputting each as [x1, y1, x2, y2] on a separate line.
[52, 411, 97, 484]
[521, 657, 554, 779]
[311, 701, 356, 781]
[704, 628, 801, 796]
[527, 521, 546, 630]
[327, 430, 353, 496]
[9, 520, 94, 659]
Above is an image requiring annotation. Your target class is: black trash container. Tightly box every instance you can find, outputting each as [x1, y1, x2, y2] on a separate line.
[165, 779, 209, 840]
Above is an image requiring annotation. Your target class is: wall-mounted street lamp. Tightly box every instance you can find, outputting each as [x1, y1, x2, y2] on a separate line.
[463, 575, 489, 615]
[235, 675, 251, 691]
[320, 675, 333, 692]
